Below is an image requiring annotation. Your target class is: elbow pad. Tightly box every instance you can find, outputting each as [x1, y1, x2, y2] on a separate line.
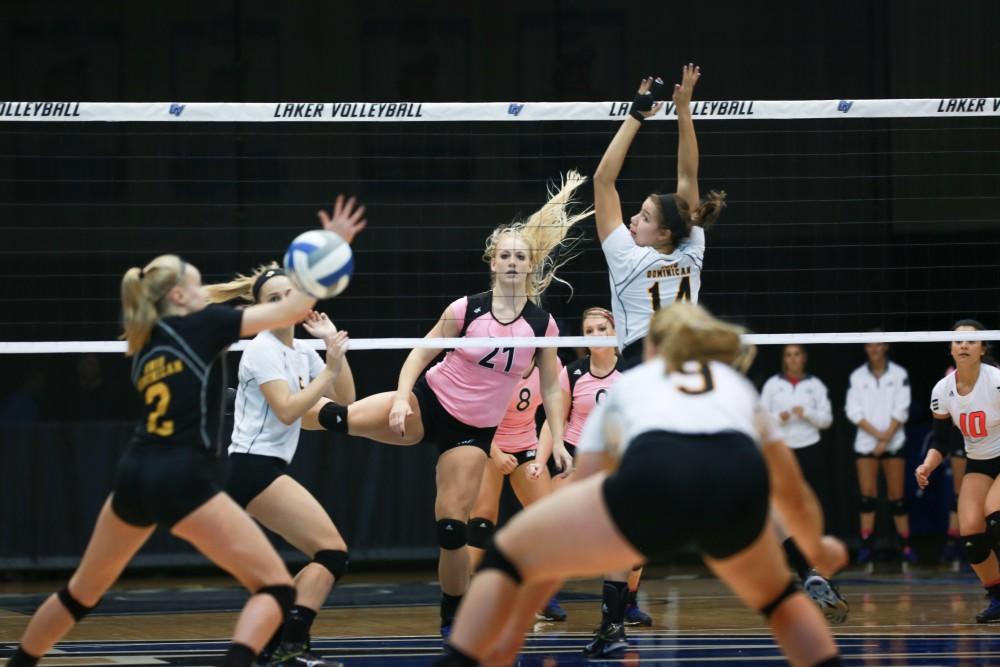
[932, 418, 953, 456]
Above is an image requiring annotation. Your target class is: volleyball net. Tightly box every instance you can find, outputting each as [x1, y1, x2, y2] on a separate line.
[1, 97, 998, 355]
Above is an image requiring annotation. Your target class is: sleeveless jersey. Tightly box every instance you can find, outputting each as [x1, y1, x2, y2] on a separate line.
[930, 364, 1000, 460]
[493, 366, 544, 452]
[602, 224, 705, 350]
[560, 356, 623, 445]
[425, 291, 558, 428]
[129, 305, 243, 454]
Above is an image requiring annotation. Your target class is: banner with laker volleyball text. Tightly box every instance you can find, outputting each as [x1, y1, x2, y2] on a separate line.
[0, 98, 998, 122]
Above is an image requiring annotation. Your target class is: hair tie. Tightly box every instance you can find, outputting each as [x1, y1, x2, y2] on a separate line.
[138, 267, 146, 279]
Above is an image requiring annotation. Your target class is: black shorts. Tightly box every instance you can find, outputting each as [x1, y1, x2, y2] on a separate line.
[601, 430, 770, 561]
[855, 448, 905, 460]
[225, 453, 288, 508]
[965, 455, 1000, 479]
[547, 442, 577, 477]
[111, 442, 223, 529]
[493, 447, 539, 469]
[413, 377, 496, 456]
[619, 339, 645, 370]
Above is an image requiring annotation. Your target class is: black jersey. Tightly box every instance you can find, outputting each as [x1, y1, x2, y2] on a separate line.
[129, 305, 242, 455]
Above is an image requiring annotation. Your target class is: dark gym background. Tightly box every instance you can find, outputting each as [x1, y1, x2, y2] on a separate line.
[1, 1, 997, 571]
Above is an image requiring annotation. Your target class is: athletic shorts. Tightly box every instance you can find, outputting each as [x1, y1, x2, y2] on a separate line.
[111, 442, 223, 529]
[855, 447, 905, 460]
[413, 376, 496, 456]
[492, 447, 539, 469]
[965, 455, 1000, 479]
[225, 453, 288, 508]
[601, 430, 770, 561]
[547, 441, 577, 477]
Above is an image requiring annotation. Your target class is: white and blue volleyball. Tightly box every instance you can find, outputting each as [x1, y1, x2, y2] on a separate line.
[283, 230, 353, 298]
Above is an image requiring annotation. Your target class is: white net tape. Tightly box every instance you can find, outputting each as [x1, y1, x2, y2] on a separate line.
[2, 331, 997, 354]
[0, 98, 998, 123]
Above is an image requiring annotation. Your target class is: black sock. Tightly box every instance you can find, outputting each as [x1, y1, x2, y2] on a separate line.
[441, 593, 463, 627]
[782, 537, 812, 580]
[601, 580, 628, 627]
[812, 656, 843, 667]
[222, 643, 257, 667]
[7, 647, 40, 667]
[627, 585, 639, 607]
[260, 623, 284, 659]
[282, 605, 317, 646]
[318, 402, 349, 433]
[862, 533, 874, 550]
[437, 644, 478, 666]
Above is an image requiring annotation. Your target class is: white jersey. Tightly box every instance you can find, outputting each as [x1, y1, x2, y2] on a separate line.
[229, 331, 326, 463]
[930, 364, 1000, 461]
[577, 358, 779, 459]
[759, 374, 832, 449]
[845, 361, 911, 455]
[602, 224, 705, 350]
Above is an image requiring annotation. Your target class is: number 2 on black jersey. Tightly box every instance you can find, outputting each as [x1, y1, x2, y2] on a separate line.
[648, 276, 692, 311]
[145, 381, 175, 436]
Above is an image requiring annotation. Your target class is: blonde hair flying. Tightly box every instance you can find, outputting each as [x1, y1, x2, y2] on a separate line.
[483, 170, 593, 302]
[202, 262, 281, 305]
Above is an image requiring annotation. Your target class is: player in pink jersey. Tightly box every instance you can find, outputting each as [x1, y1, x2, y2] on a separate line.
[311, 173, 589, 635]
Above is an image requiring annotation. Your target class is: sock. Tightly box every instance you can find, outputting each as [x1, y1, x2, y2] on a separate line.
[813, 657, 844, 667]
[318, 402, 349, 433]
[948, 528, 961, 539]
[897, 531, 911, 550]
[600, 580, 628, 627]
[222, 643, 256, 667]
[260, 622, 284, 659]
[282, 605, 317, 646]
[627, 586, 639, 608]
[782, 537, 812, 580]
[7, 647, 41, 667]
[861, 530, 874, 550]
[441, 593, 462, 627]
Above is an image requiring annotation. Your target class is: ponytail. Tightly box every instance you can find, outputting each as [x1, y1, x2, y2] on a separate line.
[120, 254, 185, 356]
[203, 262, 281, 305]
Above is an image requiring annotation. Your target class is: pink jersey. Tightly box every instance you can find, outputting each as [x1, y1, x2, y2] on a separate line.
[493, 366, 544, 452]
[561, 356, 622, 445]
[425, 292, 559, 428]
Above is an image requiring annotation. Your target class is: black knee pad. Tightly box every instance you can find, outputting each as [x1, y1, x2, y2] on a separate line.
[313, 549, 349, 581]
[467, 517, 496, 549]
[317, 402, 349, 433]
[961, 533, 993, 565]
[56, 586, 97, 621]
[478, 541, 523, 584]
[986, 512, 1000, 545]
[437, 519, 468, 550]
[890, 498, 908, 516]
[859, 495, 877, 513]
[759, 579, 799, 618]
[256, 584, 296, 620]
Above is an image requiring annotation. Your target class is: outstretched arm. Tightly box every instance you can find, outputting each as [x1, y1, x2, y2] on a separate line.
[593, 77, 664, 243]
[673, 64, 702, 212]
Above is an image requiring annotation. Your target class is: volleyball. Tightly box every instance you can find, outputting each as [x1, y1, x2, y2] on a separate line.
[283, 229, 354, 299]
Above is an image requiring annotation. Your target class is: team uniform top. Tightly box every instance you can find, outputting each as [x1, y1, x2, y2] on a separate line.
[577, 358, 777, 458]
[845, 361, 911, 455]
[560, 356, 622, 445]
[129, 305, 243, 454]
[229, 330, 326, 463]
[425, 291, 558, 428]
[930, 364, 1000, 461]
[493, 365, 545, 453]
[602, 224, 705, 350]
[759, 374, 832, 449]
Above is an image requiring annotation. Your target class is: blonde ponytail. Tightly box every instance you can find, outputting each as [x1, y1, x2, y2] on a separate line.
[120, 254, 185, 356]
[648, 302, 755, 372]
[484, 170, 593, 302]
[203, 262, 280, 305]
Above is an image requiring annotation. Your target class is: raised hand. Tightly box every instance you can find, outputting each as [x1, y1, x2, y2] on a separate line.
[672, 63, 701, 108]
[628, 76, 665, 122]
[318, 194, 367, 244]
[301, 310, 338, 339]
